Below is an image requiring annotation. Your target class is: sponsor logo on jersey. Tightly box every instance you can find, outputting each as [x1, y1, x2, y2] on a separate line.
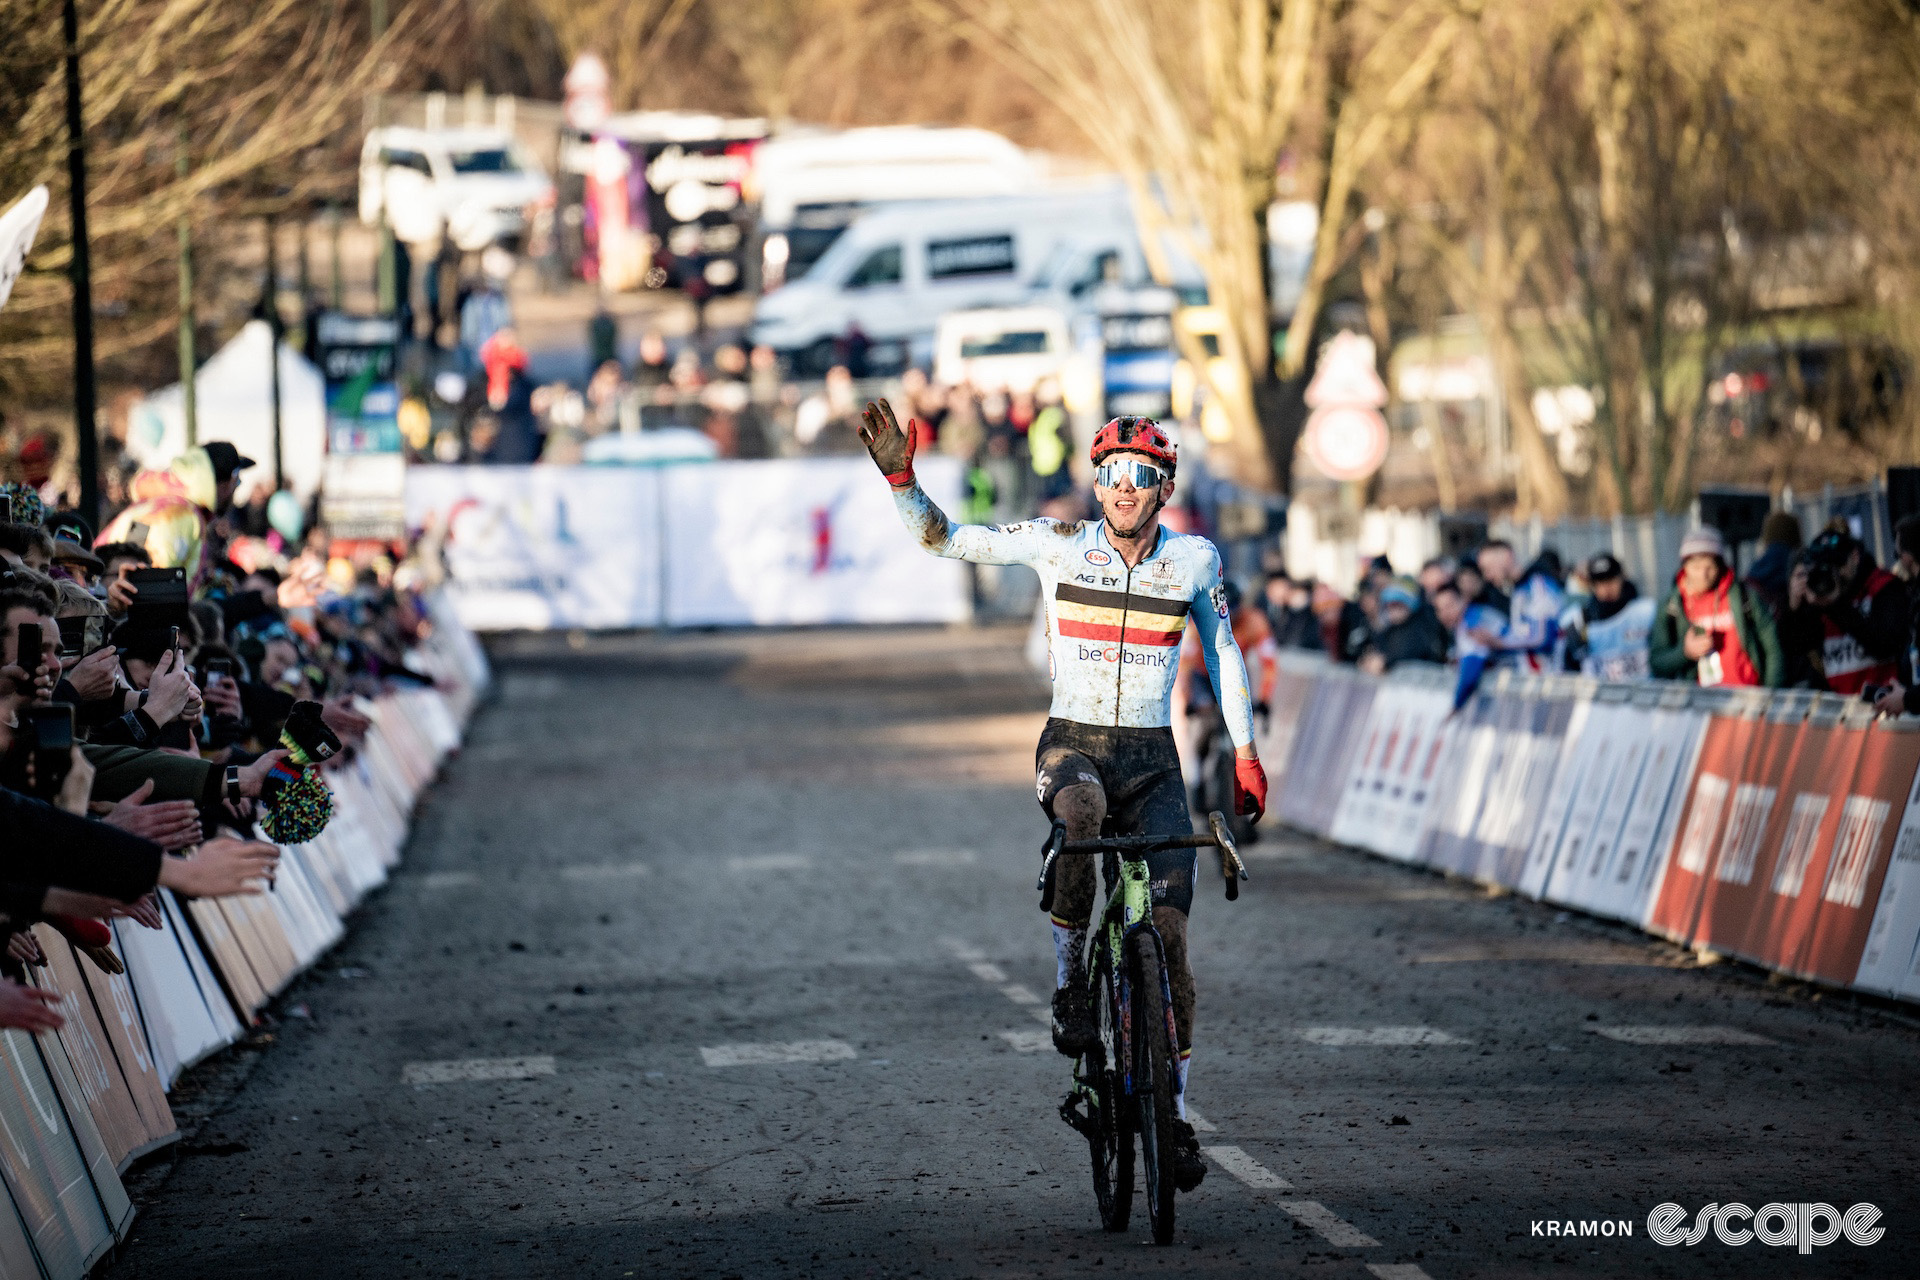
[1075, 643, 1174, 668]
[1053, 582, 1186, 647]
[1210, 584, 1231, 618]
[1084, 548, 1112, 566]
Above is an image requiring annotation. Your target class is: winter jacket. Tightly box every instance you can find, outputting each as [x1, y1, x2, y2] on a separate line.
[1650, 574, 1782, 687]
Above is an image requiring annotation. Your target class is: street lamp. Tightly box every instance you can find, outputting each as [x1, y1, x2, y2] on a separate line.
[63, 0, 101, 523]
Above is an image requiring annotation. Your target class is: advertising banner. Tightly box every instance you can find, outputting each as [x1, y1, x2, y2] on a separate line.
[29, 936, 149, 1169]
[1782, 724, 1920, 984]
[1385, 685, 1455, 861]
[1328, 687, 1401, 848]
[406, 465, 667, 630]
[0, 1029, 119, 1276]
[1855, 756, 1920, 998]
[1517, 696, 1596, 899]
[1645, 713, 1763, 944]
[663, 457, 969, 627]
[1600, 706, 1707, 925]
[1686, 715, 1808, 961]
[1540, 702, 1639, 909]
[1418, 692, 1502, 870]
[315, 311, 405, 540]
[407, 458, 971, 630]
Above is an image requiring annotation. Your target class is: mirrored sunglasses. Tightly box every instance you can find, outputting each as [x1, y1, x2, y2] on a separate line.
[1095, 459, 1166, 490]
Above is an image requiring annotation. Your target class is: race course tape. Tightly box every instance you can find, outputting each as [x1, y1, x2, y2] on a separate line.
[0, 593, 490, 1279]
[1261, 654, 1920, 1010]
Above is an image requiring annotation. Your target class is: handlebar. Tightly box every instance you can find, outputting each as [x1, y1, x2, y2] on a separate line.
[1037, 812, 1248, 912]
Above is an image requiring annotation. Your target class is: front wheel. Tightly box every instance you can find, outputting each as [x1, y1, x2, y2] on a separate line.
[1089, 943, 1133, 1232]
[1130, 931, 1177, 1245]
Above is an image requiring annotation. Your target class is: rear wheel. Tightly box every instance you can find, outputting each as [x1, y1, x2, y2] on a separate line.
[1089, 941, 1132, 1233]
[1131, 931, 1177, 1245]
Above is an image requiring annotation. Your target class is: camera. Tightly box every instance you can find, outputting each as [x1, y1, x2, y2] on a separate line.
[1802, 531, 1856, 602]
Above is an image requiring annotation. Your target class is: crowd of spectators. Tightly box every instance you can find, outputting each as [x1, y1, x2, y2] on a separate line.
[0, 442, 444, 1036]
[1255, 509, 1920, 715]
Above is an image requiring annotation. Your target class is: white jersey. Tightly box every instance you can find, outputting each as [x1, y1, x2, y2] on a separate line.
[889, 483, 1257, 745]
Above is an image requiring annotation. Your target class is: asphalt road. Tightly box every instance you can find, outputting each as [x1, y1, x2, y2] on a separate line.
[111, 625, 1920, 1279]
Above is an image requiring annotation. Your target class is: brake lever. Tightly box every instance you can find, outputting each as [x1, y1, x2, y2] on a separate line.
[1209, 811, 1249, 901]
[1037, 820, 1067, 913]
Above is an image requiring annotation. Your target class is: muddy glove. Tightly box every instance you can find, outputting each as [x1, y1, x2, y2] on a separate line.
[1233, 756, 1268, 822]
[858, 399, 918, 489]
[45, 915, 125, 975]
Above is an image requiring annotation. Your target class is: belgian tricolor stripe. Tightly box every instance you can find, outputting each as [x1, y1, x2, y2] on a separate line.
[1055, 583, 1188, 648]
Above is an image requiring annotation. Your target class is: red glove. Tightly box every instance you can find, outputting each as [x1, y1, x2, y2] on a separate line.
[46, 914, 111, 950]
[1233, 756, 1268, 822]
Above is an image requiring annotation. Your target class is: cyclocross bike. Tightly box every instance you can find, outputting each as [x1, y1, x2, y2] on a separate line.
[1037, 811, 1248, 1244]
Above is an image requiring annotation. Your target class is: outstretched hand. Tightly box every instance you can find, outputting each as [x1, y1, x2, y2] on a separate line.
[857, 400, 917, 488]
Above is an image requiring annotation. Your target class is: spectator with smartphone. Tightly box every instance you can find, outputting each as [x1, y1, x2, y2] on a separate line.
[1650, 526, 1781, 687]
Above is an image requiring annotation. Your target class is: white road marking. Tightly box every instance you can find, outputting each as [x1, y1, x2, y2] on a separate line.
[1589, 1024, 1777, 1046]
[968, 962, 1009, 984]
[940, 938, 987, 962]
[1367, 1265, 1435, 1280]
[560, 862, 651, 880]
[699, 1040, 856, 1067]
[402, 1056, 555, 1085]
[1186, 1106, 1218, 1133]
[999, 983, 1043, 1006]
[417, 871, 478, 889]
[894, 850, 979, 866]
[1296, 1026, 1467, 1047]
[999, 1030, 1051, 1053]
[1205, 1145, 1293, 1189]
[727, 854, 813, 873]
[1283, 1199, 1383, 1248]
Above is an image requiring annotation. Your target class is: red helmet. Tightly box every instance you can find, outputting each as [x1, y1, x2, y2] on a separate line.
[1089, 416, 1177, 471]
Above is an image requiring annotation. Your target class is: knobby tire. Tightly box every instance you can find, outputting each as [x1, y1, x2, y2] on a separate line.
[1130, 930, 1177, 1245]
[1089, 943, 1132, 1232]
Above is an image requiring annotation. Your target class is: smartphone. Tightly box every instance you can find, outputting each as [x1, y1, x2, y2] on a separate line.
[127, 521, 150, 546]
[15, 621, 41, 675]
[168, 624, 181, 654]
[27, 704, 73, 799]
[56, 616, 87, 660]
[204, 657, 232, 686]
[126, 567, 190, 631]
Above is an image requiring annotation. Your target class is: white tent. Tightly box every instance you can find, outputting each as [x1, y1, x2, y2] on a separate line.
[127, 320, 328, 500]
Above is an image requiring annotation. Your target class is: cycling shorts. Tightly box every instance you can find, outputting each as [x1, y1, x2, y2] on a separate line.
[1035, 717, 1196, 915]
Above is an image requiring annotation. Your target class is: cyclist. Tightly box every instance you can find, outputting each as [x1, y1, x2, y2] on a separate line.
[857, 400, 1266, 1194]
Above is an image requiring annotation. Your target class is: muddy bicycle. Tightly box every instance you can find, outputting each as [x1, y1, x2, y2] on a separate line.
[1036, 811, 1248, 1245]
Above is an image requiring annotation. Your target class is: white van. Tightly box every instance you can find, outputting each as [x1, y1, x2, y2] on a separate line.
[359, 126, 553, 251]
[751, 186, 1131, 373]
[752, 126, 1039, 289]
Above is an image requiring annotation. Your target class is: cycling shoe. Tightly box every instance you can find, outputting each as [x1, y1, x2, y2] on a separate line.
[1051, 984, 1099, 1056]
[1172, 1119, 1207, 1192]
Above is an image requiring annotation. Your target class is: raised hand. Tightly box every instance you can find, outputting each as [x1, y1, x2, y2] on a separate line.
[0, 981, 62, 1033]
[157, 837, 279, 898]
[102, 779, 204, 850]
[857, 399, 917, 488]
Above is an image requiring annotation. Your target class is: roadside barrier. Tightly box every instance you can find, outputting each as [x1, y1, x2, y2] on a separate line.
[0, 594, 489, 1278]
[1260, 653, 1920, 1008]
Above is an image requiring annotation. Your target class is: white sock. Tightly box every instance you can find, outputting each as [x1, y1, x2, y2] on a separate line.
[1174, 1048, 1192, 1120]
[1051, 919, 1088, 989]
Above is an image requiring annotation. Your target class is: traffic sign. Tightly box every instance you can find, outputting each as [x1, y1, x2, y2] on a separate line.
[1303, 403, 1389, 481]
[1304, 331, 1388, 409]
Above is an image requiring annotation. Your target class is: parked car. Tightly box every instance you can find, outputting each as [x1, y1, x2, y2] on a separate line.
[359, 126, 553, 251]
[934, 305, 1071, 393]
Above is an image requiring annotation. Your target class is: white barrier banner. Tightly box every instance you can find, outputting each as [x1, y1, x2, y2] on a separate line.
[1516, 697, 1595, 899]
[405, 466, 666, 630]
[663, 457, 969, 627]
[407, 459, 970, 630]
[1853, 761, 1920, 997]
[1608, 707, 1708, 926]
